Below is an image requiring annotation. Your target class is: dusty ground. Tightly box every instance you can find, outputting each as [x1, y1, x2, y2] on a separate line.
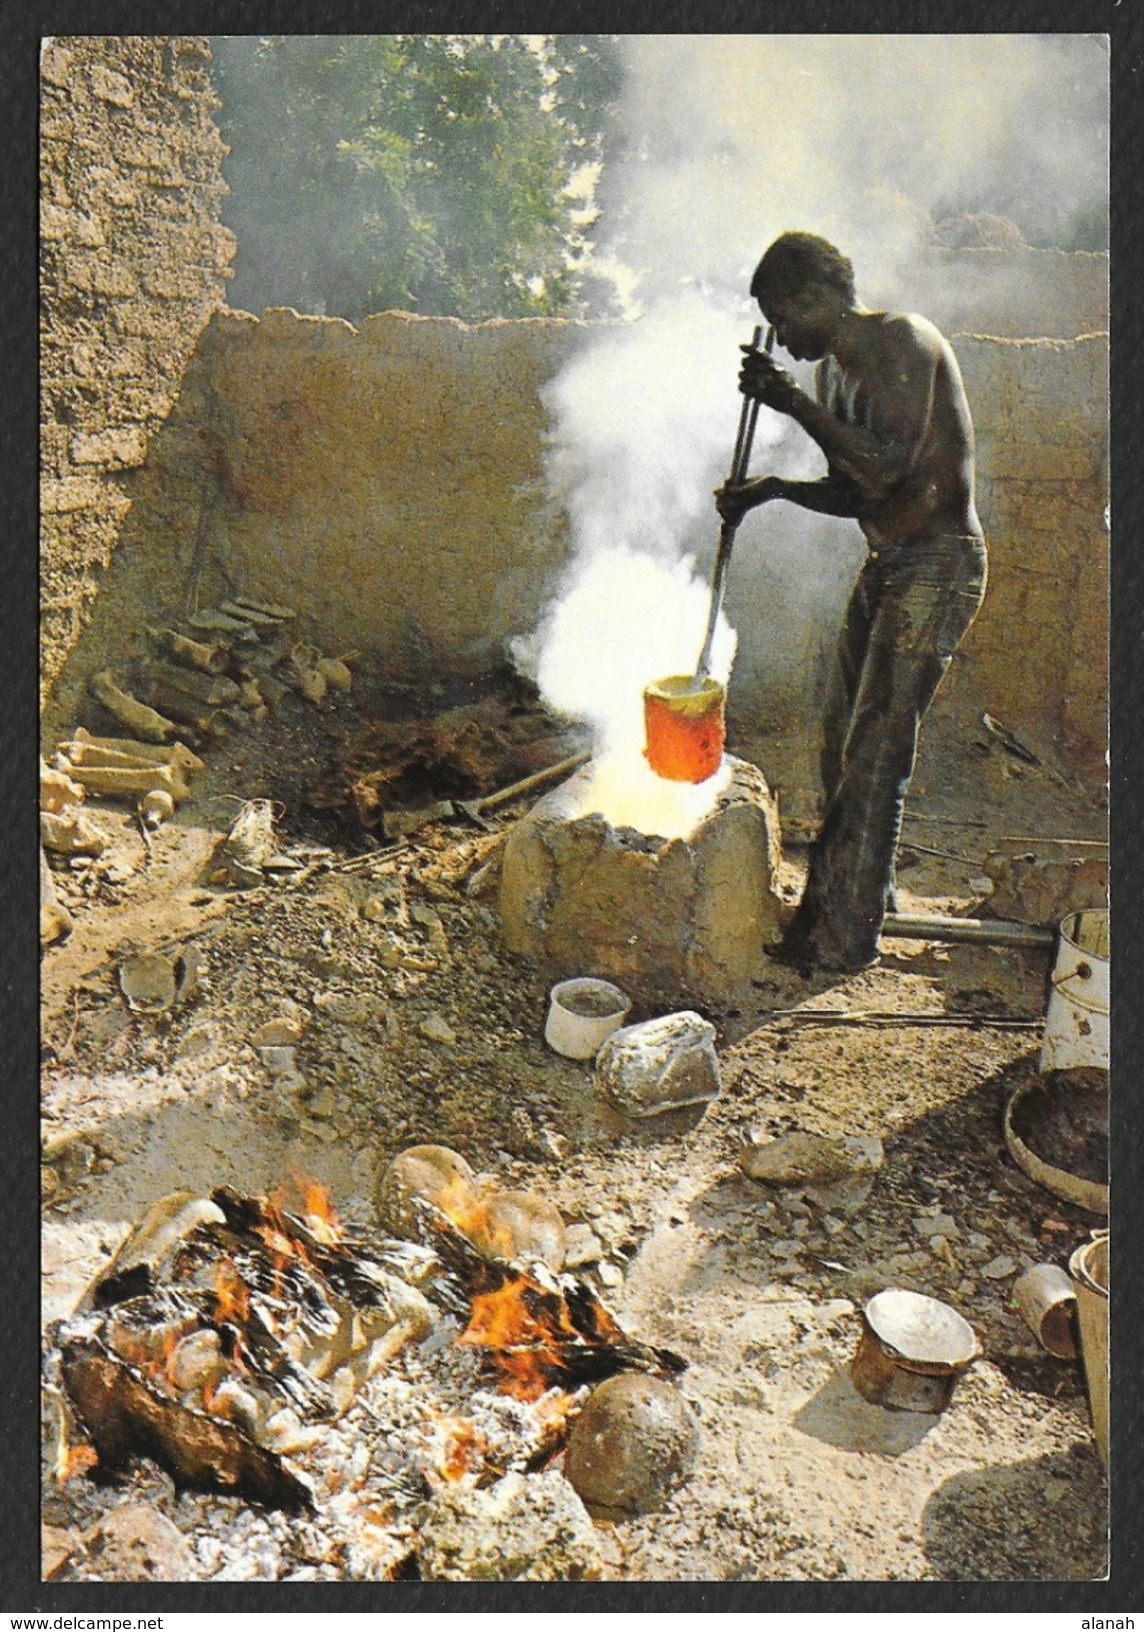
[40, 678, 1110, 1584]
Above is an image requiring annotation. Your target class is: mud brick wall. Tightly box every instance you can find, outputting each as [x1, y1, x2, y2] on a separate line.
[39, 35, 235, 706]
[68, 306, 585, 684]
[44, 311, 1107, 797]
[947, 334, 1109, 782]
[199, 308, 588, 681]
[910, 247, 1107, 343]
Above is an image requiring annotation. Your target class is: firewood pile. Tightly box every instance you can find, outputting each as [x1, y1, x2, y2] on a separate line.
[45, 1163, 694, 1581]
[89, 596, 352, 747]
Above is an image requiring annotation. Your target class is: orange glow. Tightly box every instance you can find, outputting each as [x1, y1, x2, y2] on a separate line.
[56, 1440, 99, 1485]
[432, 1171, 485, 1231]
[644, 684, 725, 783]
[292, 1173, 342, 1245]
[213, 1256, 251, 1326]
[456, 1277, 583, 1401]
[433, 1415, 488, 1482]
[161, 1326, 183, 1387]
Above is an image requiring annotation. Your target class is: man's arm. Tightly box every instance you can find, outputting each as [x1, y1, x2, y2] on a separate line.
[715, 471, 864, 523]
[742, 318, 941, 501]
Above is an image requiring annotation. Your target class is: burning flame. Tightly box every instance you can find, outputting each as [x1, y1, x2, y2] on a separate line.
[213, 1256, 251, 1326]
[292, 1173, 342, 1245]
[161, 1326, 183, 1387]
[431, 1414, 488, 1483]
[432, 1171, 486, 1231]
[457, 1278, 584, 1402]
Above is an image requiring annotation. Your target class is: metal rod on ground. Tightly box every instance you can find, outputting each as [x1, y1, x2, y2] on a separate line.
[881, 912, 1055, 951]
[769, 1009, 1042, 1029]
[693, 325, 773, 685]
[454, 751, 591, 828]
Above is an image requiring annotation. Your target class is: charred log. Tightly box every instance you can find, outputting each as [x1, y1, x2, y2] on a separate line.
[60, 1324, 314, 1512]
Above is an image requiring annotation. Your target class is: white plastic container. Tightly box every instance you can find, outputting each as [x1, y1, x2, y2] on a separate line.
[1041, 907, 1109, 1072]
[544, 978, 631, 1060]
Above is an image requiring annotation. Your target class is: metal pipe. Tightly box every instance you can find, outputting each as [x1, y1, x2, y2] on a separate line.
[693, 325, 773, 684]
[882, 912, 1055, 951]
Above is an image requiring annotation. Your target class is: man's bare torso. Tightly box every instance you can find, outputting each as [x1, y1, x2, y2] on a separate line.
[818, 312, 982, 550]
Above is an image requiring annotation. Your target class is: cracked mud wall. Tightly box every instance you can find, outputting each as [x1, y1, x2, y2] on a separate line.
[39, 36, 236, 711]
[44, 314, 1108, 796]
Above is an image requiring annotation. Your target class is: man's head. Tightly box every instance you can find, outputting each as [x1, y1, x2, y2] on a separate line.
[750, 232, 856, 361]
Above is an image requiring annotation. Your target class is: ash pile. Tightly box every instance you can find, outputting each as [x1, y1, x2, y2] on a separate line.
[44, 1152, 699, 1582]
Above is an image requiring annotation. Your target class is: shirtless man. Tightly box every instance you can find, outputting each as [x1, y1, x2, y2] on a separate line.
[717, 231, 987, 973]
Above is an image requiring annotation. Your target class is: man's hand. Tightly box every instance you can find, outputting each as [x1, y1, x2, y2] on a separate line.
[739, 347, 799, 413]
[715, 474, 782, 523]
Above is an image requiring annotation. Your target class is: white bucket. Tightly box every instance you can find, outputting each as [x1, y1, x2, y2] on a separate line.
[544, 977, 631, 1060]
[1040, 907, 1109, 1072]
[1069, 1230, 1109, 1466]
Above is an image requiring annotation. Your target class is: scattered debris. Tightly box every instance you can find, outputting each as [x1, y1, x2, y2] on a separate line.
[39, 845, 74, 945]
[39, 645, 1109, 1583]
[769, 1008, 1041, 1031]
[983, 847, 1108, 926]
[982, 712, 1040, 765]
[90, 669, 178, 743]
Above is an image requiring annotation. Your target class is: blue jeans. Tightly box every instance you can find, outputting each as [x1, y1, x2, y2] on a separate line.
[783, 534, 987, 971]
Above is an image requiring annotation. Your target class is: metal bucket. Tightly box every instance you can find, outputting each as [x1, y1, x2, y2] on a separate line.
[1069, 1230, 1109, 1465]
[643, 675, 725, 784]
[1011, 1262, 1079, 1359]
[852, 1288, 981, 1413]
[1041, 907, 1109, 1072]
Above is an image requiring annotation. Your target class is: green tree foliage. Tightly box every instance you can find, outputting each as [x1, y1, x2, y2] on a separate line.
[209, 34, 623, 323]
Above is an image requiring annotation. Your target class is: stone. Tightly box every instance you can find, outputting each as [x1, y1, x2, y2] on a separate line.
[562, 1222, 604, 1268]
[84, 1502, 199, 1582]
[465, 1190, 567, 1272]
[251, 1017, 306, 1048]
[373, 1145, 477, 1238]
[742, 1131, 884, 1217]
[500, 757, 784, 1009]
[416, 1469, 603, 1581]
[740, 1130, 885, 1186]
[595, 1011, 720, 1118]
[981, 1255, 1020, 1280]
[418, 1013, 457, 1046]
[563, 1373, 700, 1515]
[983, 849, 1108, 926]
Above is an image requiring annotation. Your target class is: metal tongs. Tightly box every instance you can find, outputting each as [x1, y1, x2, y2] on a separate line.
[692, 323, 775, 686]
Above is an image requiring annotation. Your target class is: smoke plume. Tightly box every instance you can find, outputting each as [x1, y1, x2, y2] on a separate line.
[519, 34, 1108, 832]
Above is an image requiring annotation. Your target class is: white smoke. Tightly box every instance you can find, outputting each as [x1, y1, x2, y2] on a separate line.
[518, 34, 1107, 833]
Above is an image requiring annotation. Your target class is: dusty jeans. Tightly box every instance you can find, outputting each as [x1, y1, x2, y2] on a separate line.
[783, 534, 987, 971]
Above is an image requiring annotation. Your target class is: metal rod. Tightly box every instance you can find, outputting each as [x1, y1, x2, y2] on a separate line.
[693, 325, 772, 684]
[882, 912, 1055, 951]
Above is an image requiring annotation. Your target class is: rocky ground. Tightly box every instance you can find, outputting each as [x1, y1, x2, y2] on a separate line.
[39, 678, 1110, 1584]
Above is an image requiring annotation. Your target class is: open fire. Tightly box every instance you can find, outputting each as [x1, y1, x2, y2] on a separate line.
[46, 1167, 690, 1570]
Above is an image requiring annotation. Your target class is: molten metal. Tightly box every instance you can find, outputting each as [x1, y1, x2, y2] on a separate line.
[643, 674, 726, 783]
